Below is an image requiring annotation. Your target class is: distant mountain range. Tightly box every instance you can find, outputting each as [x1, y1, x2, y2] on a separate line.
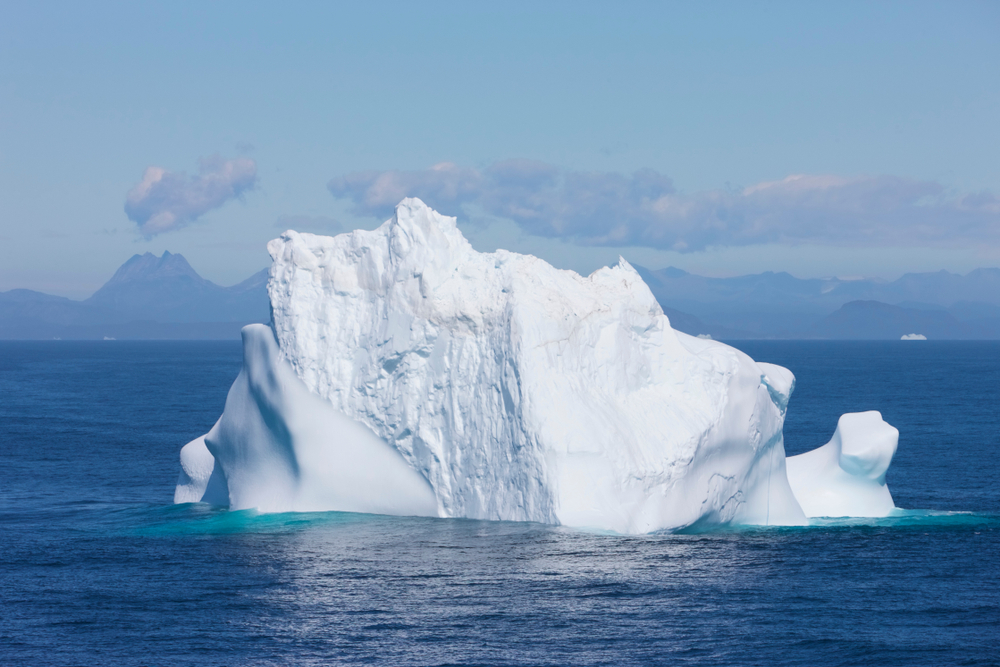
[634, 265, 1000, 339]
[0, 252, 269, 339]
[803, 300, 1000, 340]
[1, 252, 998, 339]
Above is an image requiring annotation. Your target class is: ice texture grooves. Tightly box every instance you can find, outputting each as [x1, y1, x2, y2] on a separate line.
[258, 198, 806, 532]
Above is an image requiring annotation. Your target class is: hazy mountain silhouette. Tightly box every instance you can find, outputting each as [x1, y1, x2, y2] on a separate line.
[86, 251, 268, 323]
[658, 306, 752, 340]
[3, 254, 999, 339]
[634, 265, 1000, 338]
[0, 252, 268, 339]
[806, 301, 992, 340]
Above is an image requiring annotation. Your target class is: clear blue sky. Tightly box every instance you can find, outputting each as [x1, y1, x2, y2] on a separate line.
[2, 1, 998, 297]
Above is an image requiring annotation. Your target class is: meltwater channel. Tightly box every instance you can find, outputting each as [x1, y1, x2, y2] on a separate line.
[1, 340, 998, 666]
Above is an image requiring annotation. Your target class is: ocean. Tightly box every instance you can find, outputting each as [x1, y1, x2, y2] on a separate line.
[1, 340, 998, 666]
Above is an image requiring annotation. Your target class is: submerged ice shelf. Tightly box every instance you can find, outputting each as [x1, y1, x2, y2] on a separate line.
[175, 198, 900, 533]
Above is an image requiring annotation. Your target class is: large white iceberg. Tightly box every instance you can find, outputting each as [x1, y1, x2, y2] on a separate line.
[174, 198, 899, 532]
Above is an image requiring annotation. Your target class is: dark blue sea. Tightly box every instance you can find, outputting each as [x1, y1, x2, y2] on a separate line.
[1, 340, 998, 666]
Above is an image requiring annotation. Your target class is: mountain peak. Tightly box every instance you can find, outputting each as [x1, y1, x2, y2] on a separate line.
[106, 251, 203, 285]
[83, 251, 271, 322]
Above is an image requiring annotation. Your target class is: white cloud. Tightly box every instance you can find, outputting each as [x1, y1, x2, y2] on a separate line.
[328, 162, 483, 216]
[125, 156, 257, 237]
[328, 161, 1000, 251]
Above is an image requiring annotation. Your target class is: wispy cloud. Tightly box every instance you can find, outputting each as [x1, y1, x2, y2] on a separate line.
[328, 162, 484, 214]
[328, 162, 1000, 251]
[125, 156, 257, 237]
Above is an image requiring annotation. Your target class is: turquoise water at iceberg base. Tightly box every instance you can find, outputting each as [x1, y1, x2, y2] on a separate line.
[1, 340, 998, 666]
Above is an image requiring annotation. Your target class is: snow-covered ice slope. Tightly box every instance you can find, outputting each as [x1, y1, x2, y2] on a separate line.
[212, 197, 804, 533]
[785, 411, 898, 518]
[174, 324, 438, 516]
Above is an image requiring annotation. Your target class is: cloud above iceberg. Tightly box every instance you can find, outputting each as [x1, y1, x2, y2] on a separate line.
[328, 162, 1000, 251]
[125, 156, 257, 237]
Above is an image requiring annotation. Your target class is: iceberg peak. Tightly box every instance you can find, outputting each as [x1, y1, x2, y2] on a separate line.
[387, 197, 472, 260]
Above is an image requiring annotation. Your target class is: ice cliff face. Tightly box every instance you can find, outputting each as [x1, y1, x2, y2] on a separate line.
[256, 198, 803, 531]
[175, 198, 899, 532]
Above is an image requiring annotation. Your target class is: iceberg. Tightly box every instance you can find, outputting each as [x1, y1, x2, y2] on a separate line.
[174, 198, 898, 533]
[785, 411, 898, 518]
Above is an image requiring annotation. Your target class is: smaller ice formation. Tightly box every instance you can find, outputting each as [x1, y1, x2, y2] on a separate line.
[174, 324, 438, 516]
[901, 334, 927, 340]
[785, 411, 898, 518]
[175, 434, 226, 505]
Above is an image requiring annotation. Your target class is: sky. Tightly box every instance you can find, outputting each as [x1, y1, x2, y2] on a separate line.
[1, 1, 998, 298]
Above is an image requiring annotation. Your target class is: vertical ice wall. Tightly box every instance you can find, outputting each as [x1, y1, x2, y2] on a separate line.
[259, 198, 806, 531]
